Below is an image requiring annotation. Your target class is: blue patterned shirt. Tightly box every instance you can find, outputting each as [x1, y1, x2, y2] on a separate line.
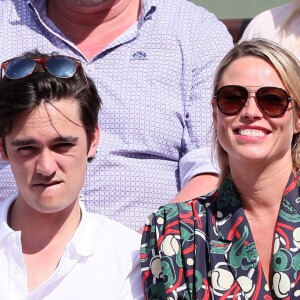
[0, 0, 233, 230]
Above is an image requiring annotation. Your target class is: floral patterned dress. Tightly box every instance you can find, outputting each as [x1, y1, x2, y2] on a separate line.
[141, 173, 300, 299]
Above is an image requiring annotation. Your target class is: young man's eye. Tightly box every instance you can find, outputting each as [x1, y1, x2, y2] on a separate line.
[54, 143, 75, 151]
[58, 143, 74, 147]
[17, 146, 36, 152]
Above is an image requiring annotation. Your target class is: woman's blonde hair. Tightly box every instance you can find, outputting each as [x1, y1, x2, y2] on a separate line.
[213, 38, 300, 184]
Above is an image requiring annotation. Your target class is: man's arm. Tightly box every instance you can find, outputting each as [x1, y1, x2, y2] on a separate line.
[137, 174, 218, 233]
[171, 173, 218, 203]
[174, 9, 232, 205]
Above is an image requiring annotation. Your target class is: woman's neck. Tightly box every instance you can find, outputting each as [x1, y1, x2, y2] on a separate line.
[230, 160, 293, 216]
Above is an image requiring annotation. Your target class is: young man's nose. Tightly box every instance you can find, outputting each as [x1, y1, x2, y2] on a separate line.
[35, 150, 57, 176]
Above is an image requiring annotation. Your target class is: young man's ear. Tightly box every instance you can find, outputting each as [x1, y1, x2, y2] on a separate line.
[0, 138, 9, 161]
[87, 126, 100, 159]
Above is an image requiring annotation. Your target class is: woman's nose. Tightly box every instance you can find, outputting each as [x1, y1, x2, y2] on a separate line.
[240, 93, 263, 119]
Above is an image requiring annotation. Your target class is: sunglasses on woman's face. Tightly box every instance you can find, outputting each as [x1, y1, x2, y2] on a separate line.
[214, 85, 293, 118]
[1, 55, 82, 80]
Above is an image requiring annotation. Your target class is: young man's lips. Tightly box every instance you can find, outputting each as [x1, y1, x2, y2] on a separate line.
[33, 181, 62, 187]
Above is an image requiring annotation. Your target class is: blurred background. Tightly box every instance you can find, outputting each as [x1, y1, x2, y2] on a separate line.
[194, 0, 290, 19]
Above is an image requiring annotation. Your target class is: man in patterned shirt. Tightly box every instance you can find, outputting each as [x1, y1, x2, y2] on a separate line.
[0, 0, 233, 230]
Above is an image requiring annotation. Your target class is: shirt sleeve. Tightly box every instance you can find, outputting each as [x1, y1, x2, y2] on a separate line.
[179, 10, 233, 187]
[239, 9, 281, 42]
[179, 146, 219, 187]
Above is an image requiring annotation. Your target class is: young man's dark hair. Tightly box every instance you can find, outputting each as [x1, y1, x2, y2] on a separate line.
[0, 50, 101, 161]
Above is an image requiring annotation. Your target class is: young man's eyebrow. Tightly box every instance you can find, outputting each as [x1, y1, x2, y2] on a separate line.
[11, 139, 36, 147]
[53, 136, 79, 143]
[11, 136, 79, 146]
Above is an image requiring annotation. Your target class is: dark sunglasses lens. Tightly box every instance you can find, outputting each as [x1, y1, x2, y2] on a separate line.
[5, 58, 35, 79]
[216, 85, 248, 115]
[257, 87, 290, 117]
[47, 57, 77, 78]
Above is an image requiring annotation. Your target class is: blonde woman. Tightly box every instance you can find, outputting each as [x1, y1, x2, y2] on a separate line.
[141, 39, 300, 299]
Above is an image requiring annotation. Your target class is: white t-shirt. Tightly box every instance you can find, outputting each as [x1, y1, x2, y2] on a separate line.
[240, 2, 300, 58]
[0, 196, 143, 300]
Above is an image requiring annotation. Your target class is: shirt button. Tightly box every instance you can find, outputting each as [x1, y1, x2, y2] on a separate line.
[14, 267, 20, 275]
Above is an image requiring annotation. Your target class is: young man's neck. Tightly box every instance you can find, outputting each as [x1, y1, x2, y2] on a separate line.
[9, 198, 81, 254]
[47, 0, 141, 60]
[9, 198, 81, 291]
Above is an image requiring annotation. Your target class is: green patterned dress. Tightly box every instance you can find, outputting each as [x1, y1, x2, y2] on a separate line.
[141, 173, 300, 299]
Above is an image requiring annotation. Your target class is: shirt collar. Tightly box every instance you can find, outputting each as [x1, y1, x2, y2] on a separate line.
[28, 0, 157, 28]
[0, 194, 102, 257]
[216, 172, 300, 241]
[140, 0, 157, 20]
[0, 195, 18, 245]
[27, 0, 45, 11]
[27, 0, 157, 56]
[66, 200, 103, 257]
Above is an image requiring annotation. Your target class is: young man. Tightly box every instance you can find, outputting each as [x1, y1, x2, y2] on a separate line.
[0, 0, 233, 231]
[0, 52, 143, 299]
